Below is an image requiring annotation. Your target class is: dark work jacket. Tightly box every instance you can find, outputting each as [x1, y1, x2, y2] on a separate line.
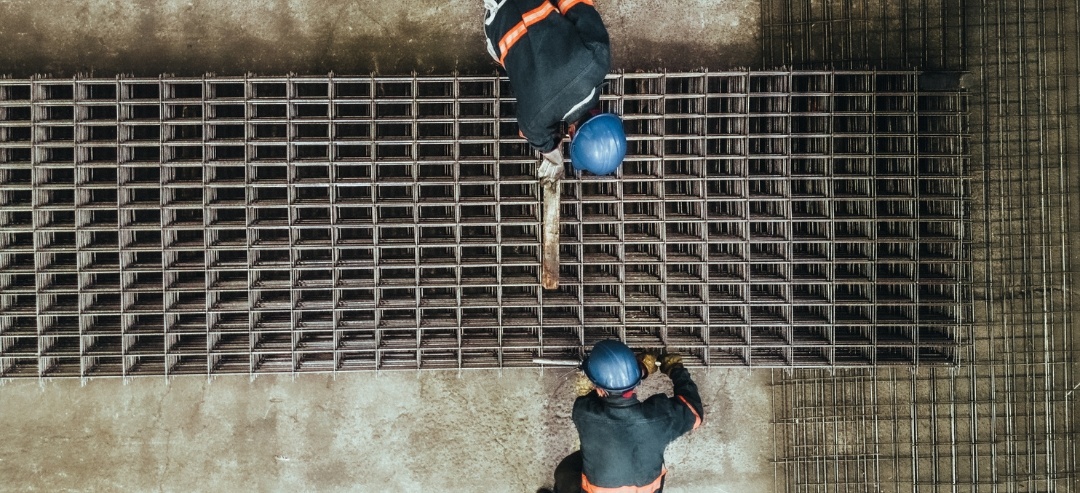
[572, 365, 704, 492]
[484, 0, 611, 153]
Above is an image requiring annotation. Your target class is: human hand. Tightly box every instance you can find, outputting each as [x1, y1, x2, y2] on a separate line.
[636, 351, 659, 378]
[573, 372, 595, 397]
[659, 353, 683, 375]
[538, 148, 565, 186]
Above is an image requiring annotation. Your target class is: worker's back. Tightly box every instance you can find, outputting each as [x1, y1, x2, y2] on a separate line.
[573, 393, 677, 489]
[483, 0, 611, 152]
[571, 364, 703, 492]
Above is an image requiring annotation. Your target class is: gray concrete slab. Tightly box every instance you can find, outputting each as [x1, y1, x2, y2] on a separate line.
[0, 0, 758, 76]
[0, 369, 772, 492]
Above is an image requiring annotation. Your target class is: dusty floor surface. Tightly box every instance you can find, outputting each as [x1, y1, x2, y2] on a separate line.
[0, 0, 769, 491]
[0, 370, 773, 492]
[0, 0, 759, 76]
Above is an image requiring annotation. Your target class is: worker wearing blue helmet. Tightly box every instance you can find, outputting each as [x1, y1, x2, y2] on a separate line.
[484, 0, 628, 183]
[541, 340, 704, 493]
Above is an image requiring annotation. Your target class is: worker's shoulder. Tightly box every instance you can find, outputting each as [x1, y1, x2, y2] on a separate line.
[572, 393, 602, 411]
[639, 393, 681, 411]
[571, 394, 622, 423]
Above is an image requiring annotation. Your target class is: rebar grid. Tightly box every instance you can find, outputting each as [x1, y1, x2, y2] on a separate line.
[767, 0, 1080, 491]
[0, 71, 967, 378]
[761, 0, 967, 71]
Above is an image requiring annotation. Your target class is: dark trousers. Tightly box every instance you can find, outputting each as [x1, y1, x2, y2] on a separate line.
[553, 451, 583, 493]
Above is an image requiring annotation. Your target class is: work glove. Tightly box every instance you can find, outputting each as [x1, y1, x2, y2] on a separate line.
[659, 353, 684, 375]
[636, 351, 659, 379]
[537, 148, 565, 186]
[573, 372, 595, 397]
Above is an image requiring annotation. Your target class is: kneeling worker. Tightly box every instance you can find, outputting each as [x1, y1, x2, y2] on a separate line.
[544, 340, 704, 493]
[484, 0, 627, 288]
[483, 0, 627, 181]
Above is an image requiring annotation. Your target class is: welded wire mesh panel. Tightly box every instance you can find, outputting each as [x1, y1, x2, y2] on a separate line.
[0, 72, 967, 378]
[760, 0, 967, 70]
[766, 0, 1080, 491]
[774, 364, 1080, 492]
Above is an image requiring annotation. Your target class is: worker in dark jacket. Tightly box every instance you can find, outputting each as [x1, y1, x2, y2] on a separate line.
[543, 340, 704, 493]
[483, 0, 627, 183]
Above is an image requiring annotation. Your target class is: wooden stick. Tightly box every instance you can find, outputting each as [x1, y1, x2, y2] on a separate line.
[541, 178, 561, 290]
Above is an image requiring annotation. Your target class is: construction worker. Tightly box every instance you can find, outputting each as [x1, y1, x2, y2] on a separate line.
[541, 340, 704, 493]
[483, 0, 628, 183]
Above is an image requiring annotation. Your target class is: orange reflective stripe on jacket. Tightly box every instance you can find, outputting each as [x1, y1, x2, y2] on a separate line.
[497, 1, 558, 66]
[557, 0, 594, 13]
[581, 468, 666, 493]
[678, 395, 703, 430]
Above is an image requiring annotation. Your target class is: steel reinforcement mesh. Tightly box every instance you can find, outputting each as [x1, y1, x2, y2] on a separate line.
[766, 0, 1080, 491]
[0, 72, 968, 378]
[761, 0, 967, 71]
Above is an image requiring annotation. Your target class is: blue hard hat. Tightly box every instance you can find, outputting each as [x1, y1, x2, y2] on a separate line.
[570, 113, 626, 176]
[582, 339, 640, 393]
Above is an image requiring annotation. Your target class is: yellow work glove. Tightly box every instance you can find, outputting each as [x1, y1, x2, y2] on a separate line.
[636, 351, 659, 379]
[659, 353, 684, 375]
[573, 372, 595, 397]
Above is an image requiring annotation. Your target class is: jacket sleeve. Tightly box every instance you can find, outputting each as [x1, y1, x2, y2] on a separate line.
[667, 364, 704, 436]
[557, 0, 610, 54]
[520, 120, 562, 153]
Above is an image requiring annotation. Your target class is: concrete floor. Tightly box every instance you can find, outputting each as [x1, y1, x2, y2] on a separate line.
[0, 0, 759, 76]
[0, 370, 773, 492]
[0, 1, 770, 491]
